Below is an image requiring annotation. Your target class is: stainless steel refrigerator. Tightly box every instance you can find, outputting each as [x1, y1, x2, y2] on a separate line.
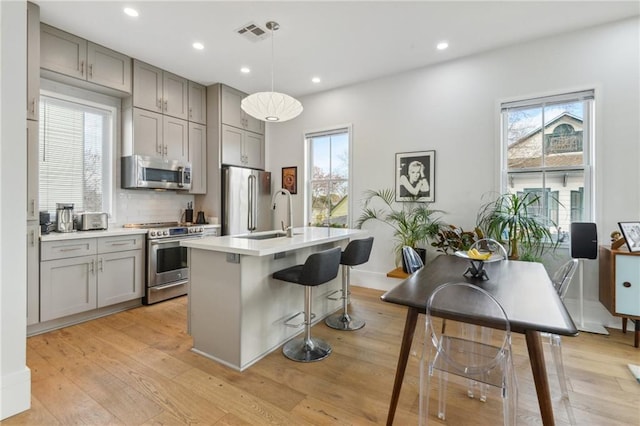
[222, 166, 272, 236]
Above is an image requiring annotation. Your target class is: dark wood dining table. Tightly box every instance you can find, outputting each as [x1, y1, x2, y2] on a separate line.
[381, 254, 578, 426]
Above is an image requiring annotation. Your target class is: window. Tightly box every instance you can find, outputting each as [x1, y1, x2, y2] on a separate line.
[306, 127, 350, 227]
[502, 90, 594, 240]
[39, 83, 116, 217]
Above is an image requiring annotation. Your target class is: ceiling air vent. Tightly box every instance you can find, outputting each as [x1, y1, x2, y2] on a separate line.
[235, 22, 269, 42]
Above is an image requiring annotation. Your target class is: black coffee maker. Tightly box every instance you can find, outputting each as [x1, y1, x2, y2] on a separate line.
[39, 211, 54, 235]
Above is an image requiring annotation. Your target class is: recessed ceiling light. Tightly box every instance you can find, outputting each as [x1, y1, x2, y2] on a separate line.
[311, 77, 321, 84]
[123, 7, 138, 17]
[192, 42, 204, 50]
[240, 67, 251, 74]
[436, 41, 449, 50]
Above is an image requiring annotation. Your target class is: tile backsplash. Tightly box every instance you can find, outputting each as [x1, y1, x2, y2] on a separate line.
[114, 188, 195, 226]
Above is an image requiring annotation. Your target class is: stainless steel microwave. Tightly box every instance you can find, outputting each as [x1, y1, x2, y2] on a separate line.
[122, 155, 191, 191]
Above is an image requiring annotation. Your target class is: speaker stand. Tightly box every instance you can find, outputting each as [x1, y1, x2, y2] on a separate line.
[577, 259, 609, 335]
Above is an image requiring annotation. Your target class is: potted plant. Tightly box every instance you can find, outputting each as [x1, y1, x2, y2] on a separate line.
[431, 225, 482, 254]
[356, 189, 445, 266]
[476, 192, 558, 260]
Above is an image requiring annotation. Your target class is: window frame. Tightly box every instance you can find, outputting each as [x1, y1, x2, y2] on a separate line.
[39, 79, 118, 220]
[304, 125, 352, 228]
[500, 90, 595, 243]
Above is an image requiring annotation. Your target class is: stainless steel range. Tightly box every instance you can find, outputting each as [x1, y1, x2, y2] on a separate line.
[124, 222, 207, 304]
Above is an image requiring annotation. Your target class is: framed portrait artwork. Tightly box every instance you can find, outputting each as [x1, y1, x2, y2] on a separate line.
[395, 150, 435, 202]
[282, 166, 297, 194]
[618, 222, 640, 252]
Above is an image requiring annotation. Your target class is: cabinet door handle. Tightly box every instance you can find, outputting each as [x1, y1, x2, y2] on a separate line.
[29, 230, 35, 247]
[99, 258, 103, 272]
[60, 247, 82, 252]
[80, 60, 85, 76]
[164, 145, 168, 156]
[90, 259, 95, 275]
[623, 281, 632, 288]
[157, 99, 162, 109]
[164, 100, 168, 112]
[189, 107, 192, 118]
[30, 98, 36, 115]
[30, 199, 35, 216]
[89, 64, 93, 78]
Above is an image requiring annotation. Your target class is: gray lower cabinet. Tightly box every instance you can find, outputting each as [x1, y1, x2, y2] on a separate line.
[40, 254, 97, 321]
[97, 249, 143, 307]
[40, 235, 143, 322]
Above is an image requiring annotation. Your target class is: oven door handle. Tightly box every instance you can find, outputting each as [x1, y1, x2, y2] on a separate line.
[151, 280, 189, 291]
[149, 236, 201, 246]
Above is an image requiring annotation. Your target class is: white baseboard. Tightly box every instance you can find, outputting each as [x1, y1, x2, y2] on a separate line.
[0, 367, 31, 420]
[350, 269, 402, 292]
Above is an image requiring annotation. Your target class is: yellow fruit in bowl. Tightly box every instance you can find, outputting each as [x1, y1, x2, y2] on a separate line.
[467, 248, 491, 260]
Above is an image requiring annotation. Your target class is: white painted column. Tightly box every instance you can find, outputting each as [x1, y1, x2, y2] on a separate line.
[0, 0, 31, 419]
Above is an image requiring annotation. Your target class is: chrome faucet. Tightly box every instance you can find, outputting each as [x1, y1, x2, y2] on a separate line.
[272, 188, 293, 237]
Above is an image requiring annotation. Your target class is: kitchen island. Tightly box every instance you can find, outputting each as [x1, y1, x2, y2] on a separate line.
[181, 227, 366, 371]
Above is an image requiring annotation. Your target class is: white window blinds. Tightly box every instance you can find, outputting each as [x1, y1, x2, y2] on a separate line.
[39, 94, 113, 214]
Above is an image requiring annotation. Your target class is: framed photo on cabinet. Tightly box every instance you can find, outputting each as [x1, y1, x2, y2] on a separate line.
[618, 222, 640, 252]
[395, 150, 435, 202]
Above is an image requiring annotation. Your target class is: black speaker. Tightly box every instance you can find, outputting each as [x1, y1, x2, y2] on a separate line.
[570, 222, 598, 259]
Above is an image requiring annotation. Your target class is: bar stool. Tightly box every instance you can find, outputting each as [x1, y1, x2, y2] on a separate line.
[325, 237, 374, 331]
[273, 246, 342, 362]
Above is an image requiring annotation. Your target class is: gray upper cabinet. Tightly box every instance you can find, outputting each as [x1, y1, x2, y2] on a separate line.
[132, 60, 163, 113]
[86, 43, 132, 93]
[40, 24, 86, 79]
[220, 85, 264, 135]
[27, 2, 40, 121]
[40, 24, 132, 94]
[189, 122, 207, 194]
[133, 59, 189, 120]
[188, 81, 207, 125]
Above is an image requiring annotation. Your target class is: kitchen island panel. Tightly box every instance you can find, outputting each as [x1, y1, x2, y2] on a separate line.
[189, 240, 345, 371]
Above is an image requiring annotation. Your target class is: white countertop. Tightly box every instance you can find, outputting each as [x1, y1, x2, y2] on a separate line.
[40, 227, 148, 242]
[181, 227, 367, 256]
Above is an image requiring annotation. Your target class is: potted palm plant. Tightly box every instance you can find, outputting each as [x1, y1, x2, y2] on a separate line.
[356, 189, 445, 266]
[476, 192, 558, 260]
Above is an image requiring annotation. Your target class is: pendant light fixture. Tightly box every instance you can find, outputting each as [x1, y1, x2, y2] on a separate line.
[241, 21, 303, 122]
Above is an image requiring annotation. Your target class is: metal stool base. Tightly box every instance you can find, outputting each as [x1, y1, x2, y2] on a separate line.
[283, 337, 332, 362]
[325, 312, 365, 331]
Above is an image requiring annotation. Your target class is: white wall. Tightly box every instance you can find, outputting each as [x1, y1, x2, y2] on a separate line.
[268, 18, 640, 300]
[0, 0, 31, 419]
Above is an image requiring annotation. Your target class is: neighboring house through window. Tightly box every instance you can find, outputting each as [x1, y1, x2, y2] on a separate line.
[39, 80, 116, 218]
[502, 90, 594, 241]
[306, 127, 351, 227]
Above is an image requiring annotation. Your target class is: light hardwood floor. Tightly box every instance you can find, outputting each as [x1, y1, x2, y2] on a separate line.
[3, 286, 639, 425]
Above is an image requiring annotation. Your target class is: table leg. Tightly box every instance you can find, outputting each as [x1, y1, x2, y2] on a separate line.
[634, 319, 639, 348]
[525, 330, 555, 426]
[386, 307, 419, 426]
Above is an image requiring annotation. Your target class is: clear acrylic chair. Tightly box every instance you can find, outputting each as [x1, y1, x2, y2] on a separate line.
[419, 282, 517, 426]
[543, 258, 579, 425]
[464, 238, 508, 399]
[470, 238, 509, 260]
[402, 246, 424, 274]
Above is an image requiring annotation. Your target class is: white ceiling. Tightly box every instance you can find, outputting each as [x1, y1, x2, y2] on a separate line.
[35, 1, 639, 98]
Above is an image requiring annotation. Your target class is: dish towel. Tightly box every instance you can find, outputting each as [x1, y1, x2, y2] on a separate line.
[628, 364, 640, 383]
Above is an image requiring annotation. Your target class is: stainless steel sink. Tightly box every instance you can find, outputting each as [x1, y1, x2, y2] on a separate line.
[235, 231, 287, 240]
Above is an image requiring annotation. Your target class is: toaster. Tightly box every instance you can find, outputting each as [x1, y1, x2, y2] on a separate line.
[79, 212, 108, 231]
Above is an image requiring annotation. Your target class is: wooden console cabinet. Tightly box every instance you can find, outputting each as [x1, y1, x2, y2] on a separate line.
[599, 245, 640, 347]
